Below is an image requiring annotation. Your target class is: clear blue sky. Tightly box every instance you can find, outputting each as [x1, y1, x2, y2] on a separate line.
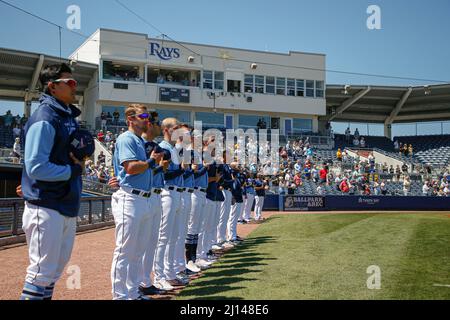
[0, 0, 449, 136]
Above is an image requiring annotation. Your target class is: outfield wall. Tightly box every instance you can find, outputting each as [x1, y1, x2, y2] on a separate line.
[262, 194, 450, 211]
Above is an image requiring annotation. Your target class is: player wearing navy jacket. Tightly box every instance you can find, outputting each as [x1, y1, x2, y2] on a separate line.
[20, 64, 85, 300]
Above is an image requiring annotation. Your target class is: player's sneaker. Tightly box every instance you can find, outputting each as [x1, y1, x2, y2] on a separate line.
[139, 285, 164, 296]
[196, 258, 213, 270]
[186, 260, 201, 273]
[211, 244, 223, 251]
[222, 241, 235, 249]
[154, 279, 174, 291]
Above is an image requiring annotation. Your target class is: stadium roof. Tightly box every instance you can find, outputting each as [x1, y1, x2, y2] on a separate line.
[0, 47, 97, 102]
[324, 84, 450, 124]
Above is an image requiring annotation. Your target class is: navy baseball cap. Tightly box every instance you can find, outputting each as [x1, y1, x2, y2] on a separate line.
[70, 129, 95, 161]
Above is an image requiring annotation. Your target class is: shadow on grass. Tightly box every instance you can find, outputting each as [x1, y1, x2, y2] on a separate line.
[178, 236, 278, 299]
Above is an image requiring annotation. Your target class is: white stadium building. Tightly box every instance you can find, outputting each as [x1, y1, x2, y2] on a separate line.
[69, 28, 326, 136]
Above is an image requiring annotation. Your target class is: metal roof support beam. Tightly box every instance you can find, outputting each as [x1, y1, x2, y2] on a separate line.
[384, 87, 412, 125]
[328, 86, 371, 121]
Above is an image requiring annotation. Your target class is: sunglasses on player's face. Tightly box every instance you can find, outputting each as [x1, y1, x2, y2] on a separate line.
[53, 78, 78, 89]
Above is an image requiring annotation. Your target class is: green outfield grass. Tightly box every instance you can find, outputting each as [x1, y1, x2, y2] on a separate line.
[177, 212, 450, 300]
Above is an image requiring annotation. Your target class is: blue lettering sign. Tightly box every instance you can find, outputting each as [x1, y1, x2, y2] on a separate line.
[149, 42, 181, 60]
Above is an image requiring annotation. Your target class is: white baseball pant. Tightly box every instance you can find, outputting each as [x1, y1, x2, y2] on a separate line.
[216, 190, 232, 244]
[174, 192, 192, 273]
[227, 202, 243, 241]
[153, 189, 182, 283]
[254, 195, 265, 220]
[111, 188, 155, 300]
[22, 202, 76, 288]
[243, 193, 255, 221]
[140, 193, 162, 288]
[197, 199, 218, 259]
[188, 190, 207, 236]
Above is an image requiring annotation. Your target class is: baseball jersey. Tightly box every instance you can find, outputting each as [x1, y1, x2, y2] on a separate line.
[113, 130, 152, 191]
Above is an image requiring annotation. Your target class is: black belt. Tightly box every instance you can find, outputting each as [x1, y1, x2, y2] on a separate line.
[187, 189, 195, 193]
[153, 189, 162, 195]
[195, 187, 207, 193]
[131, 189, 151, 198]
[168, 186, 184, 193]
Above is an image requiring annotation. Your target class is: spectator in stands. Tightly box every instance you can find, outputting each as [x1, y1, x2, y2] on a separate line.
[394, 140, 399, 152]
[363, 184, 371, 195]
[12, 124, 21, 139]
[402, 163, 408, 175]
[395, 165, 401, 181]
[403, 176, 411, 196]
[113, 109, 120, 125]
[422, 181, 430, 196]
[339, 177, 349, 194]
[311, 166, 319, 183]
[293, 172, 303, 191]
[104, 131, 112, 144]
[345, 127, 351, 143]
[106, 112, 113, 126]
[294, 159, 302, 174]
[97, 150, 106, 165]
[100, 112, 107, 131]
[408, 144, 414, 157]
[382, 162, 388, 173]
[335, 174, 342, 191]
[380, 180, 387, 195]
[336, 148, 342, 162]
[4, 110, 14, 128]
[353, 136, 360, 147]
[360, 137, 366, 148]
[12, 137, 21, 164]
[402, 144, 408, 156]
[316, 183, 325, 195]
[19, 114, 27, 126]
[319, 166, 328, 184]
[389, 165, 395, 175]
[354, 128, 360, 140]
[97, 130, 104, 142]
[373, 180, 381, 196]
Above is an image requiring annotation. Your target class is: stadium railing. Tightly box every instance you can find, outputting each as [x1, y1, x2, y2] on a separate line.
[0, 196, 114, 246]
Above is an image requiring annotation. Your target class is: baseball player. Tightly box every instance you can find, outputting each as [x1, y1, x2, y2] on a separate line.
[185, 133, 208, 271]
[241, 173, 256, 223]
[254, 174, 268, 221]
[196, 138, 221, 268]
[215, 153, 235, 250]
[153, 118, 186, 291]
[138, 114, 169, 296]
[20, 63, 85, 300]
[173, 124, 197, 283]
[210, 161, 226, 252]
[110, 104, 163, 300]
[227, 163, 246, 243]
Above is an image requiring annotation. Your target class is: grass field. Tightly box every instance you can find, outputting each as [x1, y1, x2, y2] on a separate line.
[177, 212, 450, 300]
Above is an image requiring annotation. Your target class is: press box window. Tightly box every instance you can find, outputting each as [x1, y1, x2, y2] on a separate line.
[244, 74, 254, 93]
[306, 80, 315, 97]
[287, 78, 295, 96]
[265, 76, 275, 94]
[203, 70, 213, 89]
[255, 75, 265, 94]
[316, 81, 324, 98]
[296, 80, 305, 97]
[276, 77, 286, 95]
[103, 61, 143, 82]
[214, 72, 224, 90]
